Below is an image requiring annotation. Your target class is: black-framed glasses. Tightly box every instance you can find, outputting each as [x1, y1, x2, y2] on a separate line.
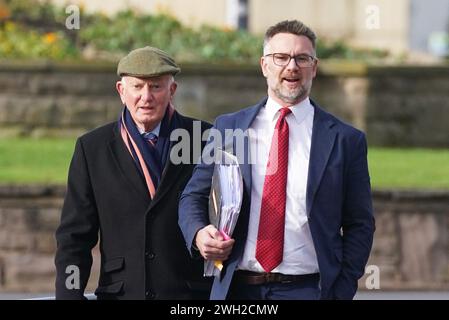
[264, 53, 316, 68]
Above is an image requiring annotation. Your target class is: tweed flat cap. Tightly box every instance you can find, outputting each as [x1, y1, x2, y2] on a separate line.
[117, 46, 180, 77]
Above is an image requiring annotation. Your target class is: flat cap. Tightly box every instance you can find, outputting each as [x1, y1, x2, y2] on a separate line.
[117, 46, 180, 77]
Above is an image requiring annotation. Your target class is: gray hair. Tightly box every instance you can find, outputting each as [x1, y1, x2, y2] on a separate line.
[263, 20, 317, 55]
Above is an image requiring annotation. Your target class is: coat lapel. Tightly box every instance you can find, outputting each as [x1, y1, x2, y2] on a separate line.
[149, 153, 183, 209]
[306, 101, 337, 216]
[148, 112, 192, 209]
[108, 124, 151, 204]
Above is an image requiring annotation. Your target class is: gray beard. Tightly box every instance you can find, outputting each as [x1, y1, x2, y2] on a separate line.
[273, 84, 308, 105]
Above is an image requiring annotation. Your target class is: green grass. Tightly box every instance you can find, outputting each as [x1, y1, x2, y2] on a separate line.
[0, 138, 448, 189]
[368, 148, 449, 190]
[0, 137, 76, 184]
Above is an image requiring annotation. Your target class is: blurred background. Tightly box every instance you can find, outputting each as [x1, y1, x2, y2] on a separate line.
[0, 0, 448, 299]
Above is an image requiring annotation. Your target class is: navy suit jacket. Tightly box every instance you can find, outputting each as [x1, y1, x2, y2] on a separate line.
[179, 98, 375, 300]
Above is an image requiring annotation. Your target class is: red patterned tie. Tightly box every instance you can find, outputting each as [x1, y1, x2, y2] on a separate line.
[256, 107, 291, 272]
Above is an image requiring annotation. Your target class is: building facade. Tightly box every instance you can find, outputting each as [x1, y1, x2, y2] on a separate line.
[51, 0, 448, 56]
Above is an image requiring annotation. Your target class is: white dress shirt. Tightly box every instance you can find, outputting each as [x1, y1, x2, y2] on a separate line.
[237, 96, 319, 275]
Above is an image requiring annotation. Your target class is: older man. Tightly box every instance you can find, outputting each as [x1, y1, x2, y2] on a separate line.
[55, 46, 212, 299]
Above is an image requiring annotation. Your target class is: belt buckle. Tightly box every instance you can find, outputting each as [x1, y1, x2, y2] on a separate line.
[265, 273, 276, 284]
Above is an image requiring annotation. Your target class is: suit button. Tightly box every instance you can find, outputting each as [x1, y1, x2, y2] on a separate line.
[146, 291, 155, 299]
[145, 251, 155, 258]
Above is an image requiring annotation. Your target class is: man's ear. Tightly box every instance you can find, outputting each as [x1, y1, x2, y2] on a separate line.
[116, 80, 125, 104]
[170, 81, 178, 98]
[260, 56, 268, 78]
[311, 58, 319, 78]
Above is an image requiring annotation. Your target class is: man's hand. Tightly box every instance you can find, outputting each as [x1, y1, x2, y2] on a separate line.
[195, 225, 235, 261]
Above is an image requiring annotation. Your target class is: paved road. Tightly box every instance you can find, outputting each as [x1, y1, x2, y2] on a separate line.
[0, 291, 448, 300]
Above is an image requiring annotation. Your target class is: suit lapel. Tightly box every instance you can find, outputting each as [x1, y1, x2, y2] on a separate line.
[234, 99, 266, 198]
[306, 101, 337, 216]
[108, 124, 150, 203]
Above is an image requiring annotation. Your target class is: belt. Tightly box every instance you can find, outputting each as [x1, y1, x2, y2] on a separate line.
[234, 270, 319, 285]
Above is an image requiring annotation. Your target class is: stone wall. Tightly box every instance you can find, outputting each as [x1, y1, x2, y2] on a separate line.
[1, 61, 449, 147]
[0, 185, 100, 293]
[0, 185, 448, 293]
[360, 190, 449, 290]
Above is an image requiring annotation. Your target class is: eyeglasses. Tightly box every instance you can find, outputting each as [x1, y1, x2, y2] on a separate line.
[264, 53, 316, 68]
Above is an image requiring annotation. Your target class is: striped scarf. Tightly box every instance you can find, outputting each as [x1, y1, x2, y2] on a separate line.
[119, 104, 175, 198]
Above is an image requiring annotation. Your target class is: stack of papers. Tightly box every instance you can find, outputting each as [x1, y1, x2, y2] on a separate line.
[205, 149, 243, 277]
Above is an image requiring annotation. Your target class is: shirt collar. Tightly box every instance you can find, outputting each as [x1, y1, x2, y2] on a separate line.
[265, 96, 313, 125]
[138, 122, 161, 137]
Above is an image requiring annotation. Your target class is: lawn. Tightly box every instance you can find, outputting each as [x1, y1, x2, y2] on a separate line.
[0, 138, 448, 189]
[368, 147, 449, 190]
[0, 137, 76, 184]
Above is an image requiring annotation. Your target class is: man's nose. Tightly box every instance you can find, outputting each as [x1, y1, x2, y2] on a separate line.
[286, 56, 299, 71]
[140, 85, 153, 102]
